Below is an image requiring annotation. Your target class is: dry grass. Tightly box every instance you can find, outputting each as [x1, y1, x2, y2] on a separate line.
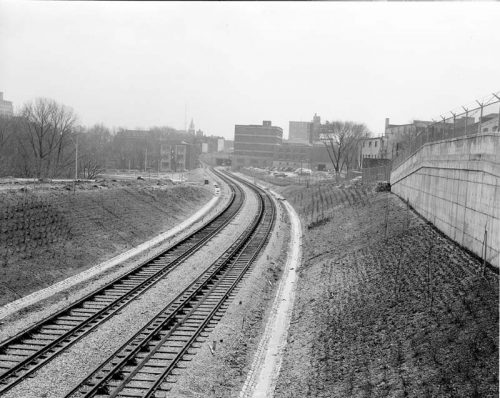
[272, 183, 498, 398]
[0, 179, 212, 305]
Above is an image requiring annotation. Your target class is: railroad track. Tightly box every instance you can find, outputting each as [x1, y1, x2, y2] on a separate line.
[0, 169, 246, 395]
[65, 172, 276, 398]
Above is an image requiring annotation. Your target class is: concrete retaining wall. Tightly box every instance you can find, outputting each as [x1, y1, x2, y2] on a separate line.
[390, 133, 500, 269]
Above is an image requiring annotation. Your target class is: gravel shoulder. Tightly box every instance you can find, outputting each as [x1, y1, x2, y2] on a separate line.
[239, 198, 302, 398]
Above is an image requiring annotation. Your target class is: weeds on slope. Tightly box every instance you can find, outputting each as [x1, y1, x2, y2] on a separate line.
[272, 184, 498, 398]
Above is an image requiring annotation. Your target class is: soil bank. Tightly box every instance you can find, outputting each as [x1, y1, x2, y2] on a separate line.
[0, 170, 213, 306]
[270, 181, 498, 398]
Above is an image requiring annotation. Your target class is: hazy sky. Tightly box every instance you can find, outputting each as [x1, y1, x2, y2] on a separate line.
[1, 2, 499, 139]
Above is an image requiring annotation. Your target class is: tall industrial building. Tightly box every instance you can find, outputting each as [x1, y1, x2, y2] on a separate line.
[288, 113, 322, 143]
[0, 92, 13, 117]
[288, 121, 312, 143]
[233, 121, 283, 169]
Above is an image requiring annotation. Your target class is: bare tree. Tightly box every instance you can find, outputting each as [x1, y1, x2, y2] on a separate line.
[76, 124, 111, 178]
[18, 98, 78, 178]
[321, 121, 370, 176]
[80, 158, 104, 179]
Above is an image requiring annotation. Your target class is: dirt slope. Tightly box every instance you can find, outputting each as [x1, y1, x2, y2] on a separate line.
[0, 178, 212, 306]
[272, 183, 498, 398]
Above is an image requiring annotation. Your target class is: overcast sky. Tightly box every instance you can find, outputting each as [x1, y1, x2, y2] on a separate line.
[1, 2, 499, 139]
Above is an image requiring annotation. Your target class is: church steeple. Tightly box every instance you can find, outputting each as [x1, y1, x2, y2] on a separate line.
[188, 118, 195, 134]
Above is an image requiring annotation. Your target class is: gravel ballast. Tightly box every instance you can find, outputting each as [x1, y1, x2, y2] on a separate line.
[164, 186, 291, 398]
[1, 178, 259, 398]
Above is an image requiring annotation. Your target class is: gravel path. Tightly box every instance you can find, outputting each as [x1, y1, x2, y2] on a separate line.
[1, 179, 258, 398]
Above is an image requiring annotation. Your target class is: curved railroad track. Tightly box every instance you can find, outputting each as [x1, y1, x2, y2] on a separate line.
[0, 169, 246, 395]
[65, 171, 276, 398]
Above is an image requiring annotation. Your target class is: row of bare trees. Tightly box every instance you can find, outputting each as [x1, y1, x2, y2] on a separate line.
[0, 98, 110, 179]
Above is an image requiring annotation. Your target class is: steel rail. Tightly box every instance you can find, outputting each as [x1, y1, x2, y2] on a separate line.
[65, 171, 276, 398]
[0, 169, 243, 394]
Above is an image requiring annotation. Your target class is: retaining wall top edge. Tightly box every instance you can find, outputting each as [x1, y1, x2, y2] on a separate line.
[392, 133, 500, 177]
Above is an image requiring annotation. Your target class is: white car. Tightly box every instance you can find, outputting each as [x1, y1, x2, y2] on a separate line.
[295, 168, 312, 175]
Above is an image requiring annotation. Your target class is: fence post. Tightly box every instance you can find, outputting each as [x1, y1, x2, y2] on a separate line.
[384, 194, 389, 241]
[441, 116, 446, 140]
[476, 101, 484, 135]
[463, 107, 469, 136]
[428, 243, 433, 311]
[493, 93, 500, 131]
[482, 227, 488, 277]
[451, 112, 456, 138]
[406, 197, 410, 230]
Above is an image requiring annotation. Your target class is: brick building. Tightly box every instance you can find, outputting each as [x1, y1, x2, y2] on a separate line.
[111, 129, 199, 171]
[273, 141, 312, 169]
[0, 92, 13, 117]
[360, 136, 386, 159]
[233, 121, 283, 169]
[384, 118, 432, 159]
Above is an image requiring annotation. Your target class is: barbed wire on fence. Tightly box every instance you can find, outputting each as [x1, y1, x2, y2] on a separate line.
[392, 93, 500, 170]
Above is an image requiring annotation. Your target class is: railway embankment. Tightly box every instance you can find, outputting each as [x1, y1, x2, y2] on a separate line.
[261, 181, 497, 398]
[0, 169, 216, 308]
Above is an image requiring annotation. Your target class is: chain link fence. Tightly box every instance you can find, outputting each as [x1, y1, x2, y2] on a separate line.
[392, 94, 500, 170]
[362, 163, 391, 183]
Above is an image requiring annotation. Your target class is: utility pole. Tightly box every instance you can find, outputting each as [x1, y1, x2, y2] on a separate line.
[145, 146, 148, 172]
[75, 135, 78, 180]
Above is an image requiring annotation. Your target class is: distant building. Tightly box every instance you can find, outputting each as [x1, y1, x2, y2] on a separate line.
[360, 137, 386, 159]
[197, 135, 225, 154]
[273, 141, 312, 170]
[311, 113, 321, 142]
[288, 114, 322, 143]
[233, 121, 283, 169]
[160, 140, 197, 171]
[0, 92, 13, 117]
[224, 139, 234, 152]
[311, 143, 333, 171]
[479, 113, 499, 133]
[289, 121, 312, 143]
[384, 118, 432, 159]
[112, 128, 199, 171]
